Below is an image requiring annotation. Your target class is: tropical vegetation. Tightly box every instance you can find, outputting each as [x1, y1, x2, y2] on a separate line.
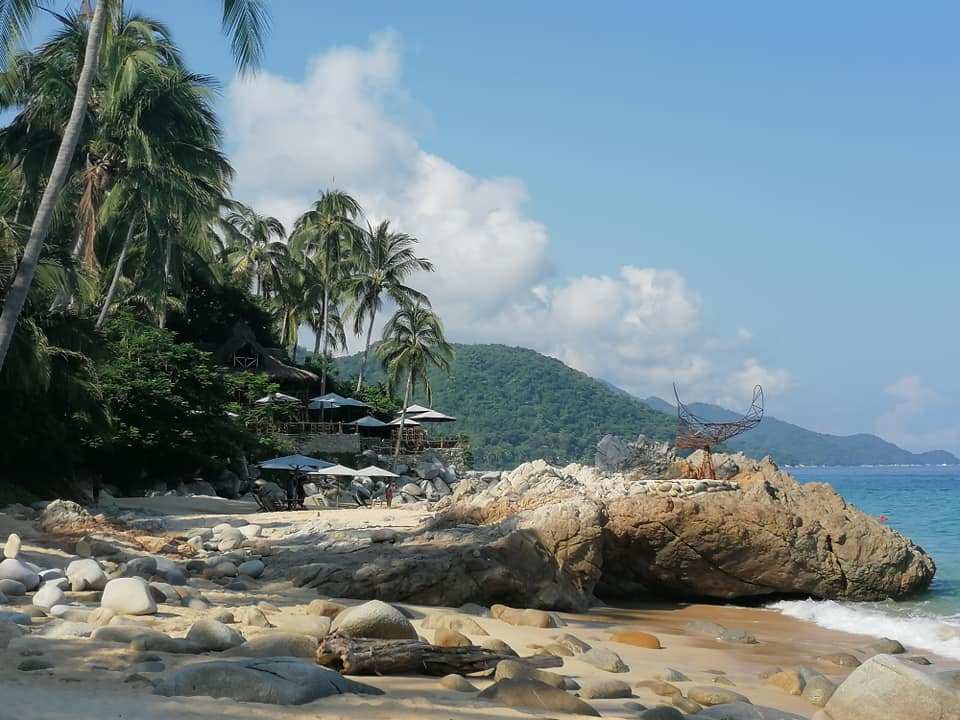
[0, 4, 444, 496]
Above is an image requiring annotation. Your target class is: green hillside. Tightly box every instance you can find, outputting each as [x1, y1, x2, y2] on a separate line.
[643, 396, 958, 466]
[334, 344, 676, 469]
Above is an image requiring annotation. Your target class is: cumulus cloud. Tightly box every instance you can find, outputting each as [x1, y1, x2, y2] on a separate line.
[225, 31, 789, 405]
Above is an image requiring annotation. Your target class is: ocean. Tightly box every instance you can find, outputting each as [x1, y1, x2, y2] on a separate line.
[770, 465, 960, 660]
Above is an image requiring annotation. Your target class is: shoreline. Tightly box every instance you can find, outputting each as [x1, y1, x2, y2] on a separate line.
[2, 498, 957, 719]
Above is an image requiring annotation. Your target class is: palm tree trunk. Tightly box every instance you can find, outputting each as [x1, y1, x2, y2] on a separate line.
[291, 324, 301, 363]
[0, 0, 108, 371]
[319, 283, 329, 397]
[159, 235, 173, 328]
[279, 311, 288, 347]
[356, 310, 377, 392]
[96, 213, 138, 328]
[392, 367, 413, 470]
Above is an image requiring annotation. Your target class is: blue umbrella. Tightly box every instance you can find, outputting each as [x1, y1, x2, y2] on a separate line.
[257, 454, 333, 471]
[307, 393, 370, 411]
[346, 415, 388, 428]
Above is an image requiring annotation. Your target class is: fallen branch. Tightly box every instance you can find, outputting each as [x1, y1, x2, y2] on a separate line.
[315, 634, 563, 676]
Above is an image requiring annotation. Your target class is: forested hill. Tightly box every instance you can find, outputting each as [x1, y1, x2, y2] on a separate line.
[643, 396, 958, 466]
[334, 344, 675, 469]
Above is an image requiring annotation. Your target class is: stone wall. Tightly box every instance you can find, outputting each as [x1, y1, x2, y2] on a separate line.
[394, 448, 466, 473]
[277, 433, 361, 456]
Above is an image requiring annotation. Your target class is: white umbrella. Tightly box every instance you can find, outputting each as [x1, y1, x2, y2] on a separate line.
[254, 392, 301, 404]
[404, 403, 431, 414]
[386, 417, 421, 427]
[408, 409, 456, 422]
[354, 466, 399, 478]
[307, 463, 357, 476]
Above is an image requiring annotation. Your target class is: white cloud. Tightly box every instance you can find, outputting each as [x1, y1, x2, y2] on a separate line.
[875, 375, 960, 452]
[226, 32, 790, 407]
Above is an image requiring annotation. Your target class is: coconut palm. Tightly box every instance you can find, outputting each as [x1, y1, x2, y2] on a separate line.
[377, 303, 453, 467]
[290, 189, 362, 397]
[221, 202, 286, 297]
[0, 0, 270, 372]
[349, 220, 433, 392]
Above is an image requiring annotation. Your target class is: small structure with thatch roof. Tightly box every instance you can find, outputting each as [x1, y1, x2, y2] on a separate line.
[209, 322, 317, 386]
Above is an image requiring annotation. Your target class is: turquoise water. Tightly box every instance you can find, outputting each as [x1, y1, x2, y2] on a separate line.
[770, 465, 960, 659]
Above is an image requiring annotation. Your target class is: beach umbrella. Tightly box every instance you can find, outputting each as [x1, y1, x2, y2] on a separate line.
[354, 465, 399, 478]
[257, 454, 332, 471]
[307, 463, 359, 508]
[307, 463, 358, 476]
[407, 409, 457, 423]
[254, 392, 301, 404]
[307, 392, 370, 410]
[404, 403, 431, 414]
[346, 415, 388, 427]
[386, 417, 421, 427]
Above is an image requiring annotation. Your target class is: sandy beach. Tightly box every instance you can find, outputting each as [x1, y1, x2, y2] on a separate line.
[1, 496, 956, 720]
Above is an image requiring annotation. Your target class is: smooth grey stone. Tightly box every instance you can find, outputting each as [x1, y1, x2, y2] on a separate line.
[871, 637, 905, 654]
[0, 558, 39, 590]
[154, 657, 383, 704]
[185, 619, 244, 652]
[237, 559, 265, 578]
[0, 579, 26, 595]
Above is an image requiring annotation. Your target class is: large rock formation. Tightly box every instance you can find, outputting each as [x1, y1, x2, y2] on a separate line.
[600, 457, 935, 600]
[435, 454, 934, 604]
[268, 498, 601, 612]
[269, 449, 933, 607]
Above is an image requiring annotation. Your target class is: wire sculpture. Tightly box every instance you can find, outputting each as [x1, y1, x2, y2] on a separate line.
[673, 384, 764, 480]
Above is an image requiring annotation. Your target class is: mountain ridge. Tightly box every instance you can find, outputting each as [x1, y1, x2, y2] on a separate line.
[331, 343, 957, 468]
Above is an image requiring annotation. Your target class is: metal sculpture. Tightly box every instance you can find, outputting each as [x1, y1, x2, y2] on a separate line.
[673, 384, 764, 480]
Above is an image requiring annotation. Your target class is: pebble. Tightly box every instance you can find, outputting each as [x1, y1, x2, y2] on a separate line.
[817, 652, 861, 668]
[579, 678, 632, 699]
[872, 637, 906, 654]
[579, 647, 629, 673]
[907, 656, 932, 665]
[440, 673, 477, 692]
[100, 577, 157, 615]
[764, 669, 804, 695]
[237, 559, 264, 578]
[555, 633, 591, 654]
[672, 695, 702, 713]
[480, 637, 517, 656]
[610, 631, 661, 649]
[635, 680, 682, 697]
[686, 686, 750, 706]
[0, 578, 26, 595]
[801, 674, 835, 706]
[185, 618, 245, 651]
[637, 707, 683, 720]
[654, 668, 689, 682]
[3, 533, 20, 558]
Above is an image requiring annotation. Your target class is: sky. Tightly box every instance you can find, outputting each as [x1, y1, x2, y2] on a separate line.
[31, 2, 960, 454]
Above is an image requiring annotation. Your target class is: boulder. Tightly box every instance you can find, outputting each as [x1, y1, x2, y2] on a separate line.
[185, 618, 245, 651]
[279, 500, 598, 612]
[32, 583, 65, 609]
[66, 558, 107, 592]
[440, 674, 477, 692]
[673, 696, 703, 714]
[814, 654, 960, 720]
[269, 614, 332, 638]
[491, 604, 557, 628]
[579, 647, 629, 673]
[4, 532, 20, 558]
[433, 628, 471, 647]
[0, 578, 26, 595]
[422, 612, 488, 636]
[580, 678, 632, 699]
[237, 559, 265, 578]
[494, 659, 567, 689]
[610, 631, 661, 649]
[224, 632, 317, 658]
[330, 600, 418, 640]
[154, 657, 383, 704]
[687, 686, 751, 706]
[0, 558, 39, 590]
[479, 679, 600, 716]
[307, 599, 346, 617]
[595, 434, 676, 476]
[871, 637, 905, 654]
[802, 675, 836, 706]
[100, 577, 157, 615]
[765, 669, 805, 695]
[600, 459, 936, 601]
[38, 499, 95, 534]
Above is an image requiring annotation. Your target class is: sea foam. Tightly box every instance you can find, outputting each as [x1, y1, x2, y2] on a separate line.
[770, 598, 960, 661]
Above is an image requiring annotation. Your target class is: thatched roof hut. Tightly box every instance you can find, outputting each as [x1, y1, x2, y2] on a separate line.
[209, 322, 317, 385]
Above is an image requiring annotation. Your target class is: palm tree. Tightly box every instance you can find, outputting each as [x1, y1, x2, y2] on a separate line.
[349, 220, 433, 392]
[222, 202, 286, 297]
[377, 303, 453, 468]
[290, 189, 362, 398]
[0, 0, 270, 372]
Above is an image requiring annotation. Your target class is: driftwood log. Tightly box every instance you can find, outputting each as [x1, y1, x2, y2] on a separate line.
[315, 635, 564, 676]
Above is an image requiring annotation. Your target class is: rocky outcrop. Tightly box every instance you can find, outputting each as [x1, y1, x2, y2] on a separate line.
[813, 654, 960, 720]
[270, 499, 598, 612]
[595, 434, 677, 476]
[436, 454, 934, 604]
[599, 458, 935, 600]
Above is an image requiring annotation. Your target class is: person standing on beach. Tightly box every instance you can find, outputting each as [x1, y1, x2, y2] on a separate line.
[386, 482, 393, 508]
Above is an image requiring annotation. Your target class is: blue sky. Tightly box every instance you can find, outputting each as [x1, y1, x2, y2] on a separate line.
[32, 2, 960, 453]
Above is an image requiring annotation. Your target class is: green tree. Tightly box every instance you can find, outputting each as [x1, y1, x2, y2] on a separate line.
[221, 201, 286, 297]
[376, 302, 453, 467]
[349, 219, 433, 392]
[0, 0, 269, 372]
[289, 189, 362, 397]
